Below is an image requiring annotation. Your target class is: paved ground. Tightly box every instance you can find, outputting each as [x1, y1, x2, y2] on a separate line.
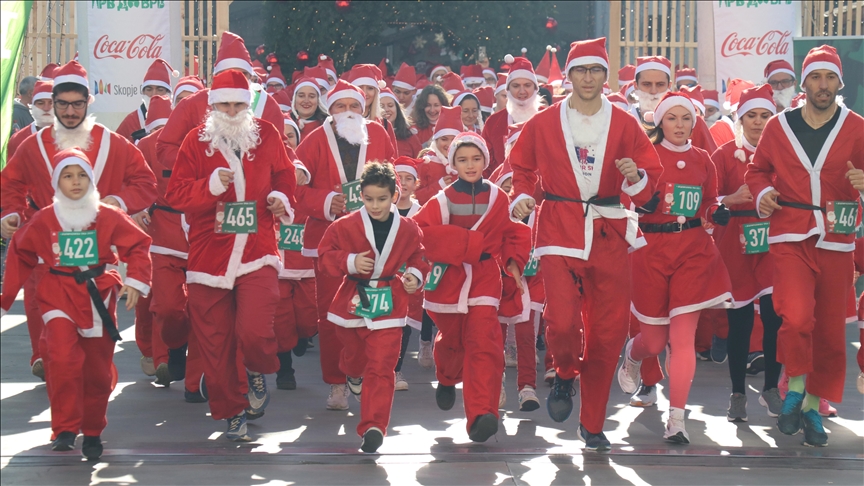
[1, 292, 862, 485]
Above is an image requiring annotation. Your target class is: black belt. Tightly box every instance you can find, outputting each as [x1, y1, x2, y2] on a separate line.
[729, 210, 759, 218]
[148, 203, 182, 216]
[348, 275, 395, 308]
[544, 193, 621, 218]
[778, 200, 824, 212]
[639, 219, 702, 233]
[48, 264, 121, 342]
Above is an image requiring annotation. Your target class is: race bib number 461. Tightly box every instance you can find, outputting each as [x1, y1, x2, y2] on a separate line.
[215, 201, 258, 234]
[53, 230, 99, 267]
[663, 183, 702, 218]
[827, 201, 857, 234]
[342, 180, 363, 212]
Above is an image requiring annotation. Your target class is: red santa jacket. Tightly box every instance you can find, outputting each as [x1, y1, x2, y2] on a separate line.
[165, 118, 297, 289]
[400, 200, 425, 329]
[691, 116, 718, 154]
[481, 108, 509, 177]
[318, 206, 427, 330]
[1, 124, 158, 220]
[7, 122, 38, 159]
[278, 213, 315, 279]
[509, 96, 663, 261]
[746, 106, 864, 252]
[415, 150, 457, 205]
[642, 140, 720, 225]
[0, 204, 152, 337]
[116, 104, 146, 141]
[710, 117, 735, 148]
[396, 133, 422, 158]
[298, 118, 324, 141]
[293, 118, 396, 258]
[138, 128, 189, 259]
[410, 124, 434, 149]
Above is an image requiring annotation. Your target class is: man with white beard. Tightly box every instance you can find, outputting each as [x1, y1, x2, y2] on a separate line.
[1, 59, 157, 380]
[165, 69, 298, 442]
[764, 60, 797, 111]
[294, 80, 396, 411]
[7, 79, 55, 158]
[482, 56, 542, 177]
[116, 58, 178, 142]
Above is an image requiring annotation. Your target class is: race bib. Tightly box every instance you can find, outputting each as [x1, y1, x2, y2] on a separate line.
[342, 180, 363, 212]
[398, 263, 407, 273]
[278, 224, 305, 251]
[53, 230, 99, 267]
[827, 201, 857, 234]
[523, 248, 539, 277]
[740, 222, 770, 254]
[349, 286, 393, 319]
[424, 263, 448, 291]
[215, 201, 257, 234]
[663, 183, 702, 218]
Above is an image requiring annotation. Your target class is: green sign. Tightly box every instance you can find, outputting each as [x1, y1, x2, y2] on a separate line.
[741, 221, 770, 254]
[342, 180, 363, 212]
[664, 183, 703, 218]
[57, 230, 99, 266]
[827, 201, 858, 235]
[215, 201, 258, 234]
[278, 224, 304, 251]
[351, 287, 393, 319]
[424, 263, 448, 291]
[523, 248, 539, 277]
[1, 1, 33, 170]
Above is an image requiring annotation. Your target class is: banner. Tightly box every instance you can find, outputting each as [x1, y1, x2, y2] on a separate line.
[713, 0, 798, 96]
[1, 0, 32, 170]
[793, 36, 864, 118]
[87, 0, 171, 115]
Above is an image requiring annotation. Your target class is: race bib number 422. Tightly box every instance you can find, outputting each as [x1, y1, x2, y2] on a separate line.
[215, 201, 257, 234]
[53, 230, 99, 267]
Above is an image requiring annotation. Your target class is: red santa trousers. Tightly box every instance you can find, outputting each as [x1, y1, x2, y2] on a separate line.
[772, 240, 852, 403]
[313, 258, 346, 384]
[275, 278, 318, 353]
[541, 230, 631, 434]
[23, 263, 49, 365]
[187, 267, 281, 420]
[500, 314, 538, 391]
[336, 325, 402, 437]
[134, 294, 165, 366]
[39, 317, 115, 437]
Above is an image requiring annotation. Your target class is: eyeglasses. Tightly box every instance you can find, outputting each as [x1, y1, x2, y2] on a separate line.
[768, 78, 795, 90]
[572, 66, 607, 76]
[54, 99, 87, 110]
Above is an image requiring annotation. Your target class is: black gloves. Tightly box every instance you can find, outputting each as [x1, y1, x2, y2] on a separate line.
[635, 191, 661, 214]
[712, 204, 731, 226]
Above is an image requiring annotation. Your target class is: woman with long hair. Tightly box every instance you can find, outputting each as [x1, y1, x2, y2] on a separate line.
[453, 91, 484, 133]
[410, 84, 450, 148]
[291, 77, 328, 140]
[381, 88, 422, 157]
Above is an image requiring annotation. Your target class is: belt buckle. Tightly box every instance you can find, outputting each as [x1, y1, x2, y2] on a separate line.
[672, 222, 684, 233]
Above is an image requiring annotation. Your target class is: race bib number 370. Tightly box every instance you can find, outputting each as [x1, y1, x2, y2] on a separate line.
[53, 230, 99, 267]
[342, 180, 363, 212]
[740, 222, 770, 254]
[215, 201, 257, 234]
[663, 183, 702, 218]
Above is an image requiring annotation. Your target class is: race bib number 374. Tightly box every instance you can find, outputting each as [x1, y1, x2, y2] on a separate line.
[53, 230, 99, 267]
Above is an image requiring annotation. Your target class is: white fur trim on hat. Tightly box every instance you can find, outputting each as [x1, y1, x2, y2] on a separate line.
[448, 133, 490, 169]
[52, 156, 95, 190]
[766, 67, 796, 80]
[507, 69, 538, 86]
[395, 164, 418, 178]
[173, 85, 200, 103]
[800, 61, 844, 89]
[565, 56, 609, 74]
[635, 61, 670, 76]
[208, 88, 253, 105]
[213, 58, 255, 76]
[691, 99, 705, 114]
[294, 80, 321, 96]
[145, 118, 168, 132]
[32, 92, 52, 102]
[433, 128, 461, 140]
[737, 98, 776, 118]
[392, 80, 415, 90]
[143, 79, 172, 91]
[653, 95, 696, 125]
[53, 74, 89, 89]
[351, 77, 379, 89]
[326, 89, 366, 111]
[380, 91, 398, 104]
[675, 75, 698, 83]
[704, 98, 721, 109]
[265, 77, 287, 87]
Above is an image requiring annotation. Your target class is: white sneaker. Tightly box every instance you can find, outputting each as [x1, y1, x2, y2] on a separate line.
[617, 339, 641, 395]
[518, 386, 540, 411]
[858, 371, 864, 395]
[629, 383, 657, 407]
[418, 339, 434, 369]
[504, 344, 518, 368]
[498, 373, 506, 409]
[31, 358, 45, 380]
[326, 383, 350, 410]
[139, 356, 155, 376]
[663, 407, 690, 444]
[395, 372, 409, 391]
[544, 368, 556, 386]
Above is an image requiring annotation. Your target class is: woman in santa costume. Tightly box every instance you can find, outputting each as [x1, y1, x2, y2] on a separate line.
[413, 132, 531, 443]
[380, 88, 422, 158]
[1, 148, 152, 460]
[165, 70, 297, 442]
[453, 91, 484, 133]
[414, 106, 461, 205]
[294, 79, 396, 411]
[291, 76, 329, 141]
[745, 45, 864, 447]
[409, 84, 450, 147]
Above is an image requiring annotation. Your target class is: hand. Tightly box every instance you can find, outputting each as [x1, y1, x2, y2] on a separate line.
[131, 211, 151, 231]
[403, 273, 420, 294]
[295, 168, 308, 186]
[1, 215, 20, 239]
[506, 258, 525, 294]
[354, 250, 375, 274]
[758, 189, 782, 217]
[616, 158, 642, 184]
[441, 175, 453, 186]
[846, 161, 864, 191]
[218, 169, 235, 189]
[511, 197, 536, 220]
[330, 191, 347, 217]
[119, 285, 141, 311]
[723, 184, 754, 206]
[635, 191, 661, 214]
[101, 196, 121, 208]
[711, 204, 731, 226]
[267, 197, 286, 217]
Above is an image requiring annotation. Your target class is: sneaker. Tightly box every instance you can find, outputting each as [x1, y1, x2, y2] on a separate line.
[547, 375, 576, 422]
[710, 335, 728, 363]
[818, 398, 837, 418]
[504, 344, 518, 368]
[544, 368, 556, 386]
[617, 339, 641, 394]
[579, 424, 611, 452]
[435, 383, 456, 410]
[468, 413, 498, 443]
[347, 375, 363, 399]
[727, 392, 748, 422]
[629, 383, 657, 407]
[696, 349, 711, 361]
[394, 371, 409, 391]
[518, 386, 540, 411]
[360, 427, 384, 453]
[139, 356, 155, 376]
[154, 362, 172, 387]
[498, 374, 506, 409]
[199, 374, 209, 401]
[51, 431, 76, 451]
[664, 408, 690, 444]
[167, 344, 187, 381]
[801, 408, 828, 447]
[326, 383, 349, 411]
[418, 339, 434, 369]
[245, 406, 265, 421]
[858, 371, 864, 395]
[759, 388, 782, 417]
[777, 390, 804, 435]
[536, 333, 546, 351]
[81, 436, 102, 461]
[293, 338, 309, 357]
[246, 371, 270, 415]
[184, 388, 208, 403]
[307, 337, 315, 348]
[225, 412, 251, 442]
[746, 352, 765, 376]
[276, 352, 296, 390]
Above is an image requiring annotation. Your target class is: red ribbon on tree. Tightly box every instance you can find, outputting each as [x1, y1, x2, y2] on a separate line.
[335, 0, 351, 11]
[296, 50, 309, 63]
[545, 17, 558, 31]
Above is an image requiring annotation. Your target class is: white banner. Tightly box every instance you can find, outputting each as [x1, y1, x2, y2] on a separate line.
[87, 0, 171, 115]
[713, 0, 799, 95]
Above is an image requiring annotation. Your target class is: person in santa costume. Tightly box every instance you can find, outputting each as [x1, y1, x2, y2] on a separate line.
[116, 58, 179, 142]
[165, 70, 297, 441]
[380, 88, 422, 158]
[414, 105, 461, 205]
[454, 91, 484, 133]
[173, 75, 205, 106]
[679, 85, 719, 155]
[291, 76, 329, 141]
[704, 89, 736, 147]
[461, 64, 486, 90]
[618, 64, 635, 89]
[0, 147, 152, 461]
[413, 132, 530, 443]
[347, 64, 399, 150]
[745, 45, 864, 447]
[473, 86, 495, 123]
[409, 84, 450, 148]
[265, 63, 288, 93]
[764, 59, 797, 112]
[391, 62, 417, 112]
[509, 38, 663, 451]
[8, 79, 54, 158]
[294, 79, 396, 411]
[617, 91, 733, 444]
[854, 239, 864, 395]
[674, 67, 698, 90]
[316, 54, 338, 89]
[492, 74, 508, 113]
[1, 60, 157, 380]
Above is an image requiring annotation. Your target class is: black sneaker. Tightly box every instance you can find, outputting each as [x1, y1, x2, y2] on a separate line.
[536, 333, 546, 351]
[710, 335, 728, 364]
[547, 375, 576, 422]
[436, 383, 456, 410]
[468, 413, 498, 442]
[184, 388, 208, 403]
[154, 362, 172, 387]
[82, 436, 102, 461]
[167, 344, 188, 381]
[696, 349, 711, 361]
[579, 424, 611, 452]
[293, 338, 309, 357]
[51, 431, 76, 451]
[360, 427, 384, 453]
[276, 352, 296, 390]
[746, 352, 765, 376]
[801, 409, 828, 447]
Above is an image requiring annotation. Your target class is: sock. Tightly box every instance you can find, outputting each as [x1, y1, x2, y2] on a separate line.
[802, 392, 820, 412]
[788, 375, 805, 394]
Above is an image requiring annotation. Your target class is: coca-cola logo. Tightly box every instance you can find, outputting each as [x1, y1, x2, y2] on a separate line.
[93, 33, 164, 60]
[721, 30, 791, 58]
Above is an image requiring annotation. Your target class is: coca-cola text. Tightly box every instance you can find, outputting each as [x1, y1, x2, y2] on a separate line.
[720, 30, 791, 58]
[93, 33, 164, 60]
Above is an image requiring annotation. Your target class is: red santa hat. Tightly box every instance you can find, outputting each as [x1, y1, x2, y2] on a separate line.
[565, 37, 609, 79]
[737, 84, 777, 118]
[142, 58, 179, 91]
[265, 64, 288, 88]
[253, 67, 268, 83]
[51, 147, 95, 191]
[272, 88, 292, 112]
[504, 55, 538, 87]
[208, 70, 251, 105]
[433, 106, 463, 140]
[293, 76, 321, 98]
[547, 48, 564, 86]
[724, 78, 756, 110]
[473, 86, 494, 113]
[173, 76, 205, 104]
[144, 95, 172, 132]
[453, 91, 480, 110]
[325, 79, 366, 111]
[791, 92, 806, 108]
[380, 87, 399, 105]
[283, 115, 300, 142]
[490, 159, 513, 187]
[447, 132, 490, 169]
[651, 91, 696, 125]
[505, 122, 525, 149]
[606, 92, 630, 111]
[679, 85, 705, 114]
[317, 54, 337, 82]
[482, 66, 496, 80]
[620, 81, 635, 98]
[702, 89, 721, 110]
[415, 75, 431, 91]
[494, 73, 508, 95]
[535, 46, 554, 83]
[430, 65, 449, 80]
[675, 67, 698, 85]
[32, 79, 54, 102]
[347, 64, 386, 90]
[603, 82, 611, 95]
[393, 156, 420, 178]
[39, 63, 59, 81]
[53, 60, 89, 90]
[304, 66, 332, 91]
[764, 59, 795, 81]
[441, 72, 466, 95]
[635, 56, 671, 78]
[461, 64, 485, 86]
[800, 44, 843, 89]
[392, 62, 416, 91]
[213, 31, 254, 75]
[618, 64, 636, 86]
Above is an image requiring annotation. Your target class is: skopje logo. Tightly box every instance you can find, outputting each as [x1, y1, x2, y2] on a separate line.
[93, 80, 139, 97]
[93, 79, 112, 95]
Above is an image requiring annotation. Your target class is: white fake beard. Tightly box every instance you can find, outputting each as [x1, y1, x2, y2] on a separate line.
[54, 114, 96, 151]
[704, 110, 722, 127]
[199, 109, 260, 160]
[506, 91, 541, 123]
[142, 96, 151, 110]
[332, 111, 367, 146]
[773, 86, 796, 110]
[569, 107, 607, 147]
[29, 105, 54, 128]
[634, 90, 663, 114]
[53, 184, 101, 232]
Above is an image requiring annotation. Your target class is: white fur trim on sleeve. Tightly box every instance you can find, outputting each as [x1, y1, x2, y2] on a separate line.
[267, 190, 295, 225]
[508, 193, 535, 222]
[209, 169, 229, 196]
[755, 186, 776, 219]
[324, 191, 340, 222]
[405, 266, 423, 285]
[621, 169, 648, 196]
[1, 212, 21, 223]
[124, 277, 151, 298]
[293, 162, 311, 185]
[108, 195, 128, 213]
[347, 253, 359, 274]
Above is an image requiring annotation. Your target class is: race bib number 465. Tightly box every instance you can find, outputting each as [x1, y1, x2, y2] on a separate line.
[342, 180, 363, 212]
[663, 183, 702, 218]
[215, 201, 257, 234]
[827, 201, 857, 234]
[53, 230, 99, 267]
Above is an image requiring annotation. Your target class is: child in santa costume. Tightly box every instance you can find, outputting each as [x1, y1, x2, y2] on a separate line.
[317, 162, 427, 453]
[745, 45, 864, 447]
[414, 105, 461, 205]
[510, 38, 662, 451]
[1, 148, 152, 460]
[165, 70, 297, 442]
[413, 132, 531, 443]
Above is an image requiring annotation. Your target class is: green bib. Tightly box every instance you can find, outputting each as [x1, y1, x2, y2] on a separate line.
[216, 201, 257, 234]
[741, 221, 770, 254]
[278, 224, 305, 251]
[342, 180, 363, 212]
[56, 230, 99, 267]
[827, 201, 857, 234]
[523, 248, 539, 277]
[663, 183, 702, 218]
[424, 263, 449, 291]
[350, 287, 393, 319]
